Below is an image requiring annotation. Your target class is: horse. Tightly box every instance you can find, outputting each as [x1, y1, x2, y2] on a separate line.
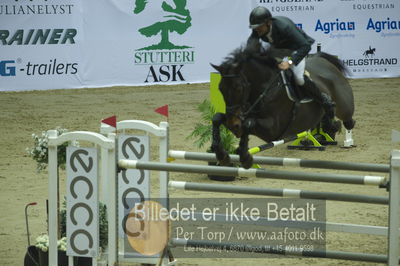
[210, 46, 355, 169]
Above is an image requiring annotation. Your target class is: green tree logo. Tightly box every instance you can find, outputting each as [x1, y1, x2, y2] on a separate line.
[134, 0, 192, 51]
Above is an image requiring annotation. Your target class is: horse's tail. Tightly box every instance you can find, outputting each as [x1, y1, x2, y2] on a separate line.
[317, 52, 351, 76]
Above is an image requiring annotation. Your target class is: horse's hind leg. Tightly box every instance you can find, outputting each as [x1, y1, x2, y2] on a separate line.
[343, 119, 356, 130]
[321, 115, 342, 140]
[343, 119, 356, 147]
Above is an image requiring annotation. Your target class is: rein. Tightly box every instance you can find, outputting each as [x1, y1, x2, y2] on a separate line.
[222, 69, 299, 141]
[222, 71, 281, 120]
[241, 72, 281, 118]
[243, 71, 298, 140]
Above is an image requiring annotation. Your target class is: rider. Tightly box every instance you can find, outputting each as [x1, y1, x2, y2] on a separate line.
[247, 6, 335, 120]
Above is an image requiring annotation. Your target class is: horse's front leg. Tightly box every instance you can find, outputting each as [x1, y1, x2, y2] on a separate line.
[236, 118, 255, 169]
[211, 113, 231, 165]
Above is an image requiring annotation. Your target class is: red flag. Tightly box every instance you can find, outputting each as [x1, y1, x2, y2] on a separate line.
[101, 115, 117, 128]
[155, 105, 169, 118]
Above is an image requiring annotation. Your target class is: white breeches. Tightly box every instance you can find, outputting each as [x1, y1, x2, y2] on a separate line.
[291, 58, 306, 86]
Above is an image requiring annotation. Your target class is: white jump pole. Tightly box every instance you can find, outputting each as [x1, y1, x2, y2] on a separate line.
[168, 150, 389, 173]
[118, 160, 386, 186]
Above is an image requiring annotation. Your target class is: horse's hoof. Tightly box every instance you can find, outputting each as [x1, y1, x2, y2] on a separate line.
[240, 154, 253, 169]
[219, 154, 231, 166]
[208, 161, 235, 181]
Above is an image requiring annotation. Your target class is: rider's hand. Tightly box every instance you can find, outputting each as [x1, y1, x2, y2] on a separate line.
[278, 61, 291, 70]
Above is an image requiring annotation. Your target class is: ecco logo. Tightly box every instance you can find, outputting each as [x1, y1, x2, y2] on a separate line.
[0, 60, 16, 76]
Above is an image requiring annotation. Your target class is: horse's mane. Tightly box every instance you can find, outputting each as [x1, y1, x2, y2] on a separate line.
[220, 45, 280, 70]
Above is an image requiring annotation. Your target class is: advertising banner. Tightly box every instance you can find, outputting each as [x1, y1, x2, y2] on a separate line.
[79, 0, 251, 89]
[0, 0, 399, 91]
[0, 0, 82, 91]
[253, 0, 400, 78]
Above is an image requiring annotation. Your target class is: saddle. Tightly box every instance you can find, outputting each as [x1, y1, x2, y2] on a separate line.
[280, 70, 313, 104]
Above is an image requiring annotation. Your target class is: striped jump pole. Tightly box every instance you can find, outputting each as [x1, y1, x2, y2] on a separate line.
[248, 132, 309, 154]
[169, 181, 389, 205]
[118, 160, 386, 186]
[168, 150, 390, 173]
[171, 238, 394, 264]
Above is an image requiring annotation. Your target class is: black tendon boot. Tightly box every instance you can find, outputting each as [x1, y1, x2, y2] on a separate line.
[302, 76, 336, 119]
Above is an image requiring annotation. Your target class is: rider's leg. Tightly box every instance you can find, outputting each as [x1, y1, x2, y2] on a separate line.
[291, 59, 306, 86]
[302, 76, 335, 119]
[291, 59, 336, 119]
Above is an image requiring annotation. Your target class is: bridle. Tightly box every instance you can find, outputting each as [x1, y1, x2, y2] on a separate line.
[222, 71, 281, 121]
[222, 72, 250, 118]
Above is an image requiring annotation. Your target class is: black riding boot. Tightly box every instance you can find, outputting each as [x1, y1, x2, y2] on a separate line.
[301, 76, 336, 119]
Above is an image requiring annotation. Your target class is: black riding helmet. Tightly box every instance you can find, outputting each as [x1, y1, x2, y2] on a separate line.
[249, 6, 272, 29]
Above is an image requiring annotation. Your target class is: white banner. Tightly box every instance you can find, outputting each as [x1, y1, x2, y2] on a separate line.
[79, 0, 251, 88]
[0, 0, 399, 91]
[253, 0, 400, 78]
[0, 0, 83, 90]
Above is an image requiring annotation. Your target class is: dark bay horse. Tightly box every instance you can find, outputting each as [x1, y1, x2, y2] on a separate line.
[211, 47, 355, 169]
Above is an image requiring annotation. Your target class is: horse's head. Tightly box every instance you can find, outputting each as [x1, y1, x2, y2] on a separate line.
[211, 46, 279, 137]
[211, 57, 251, 137]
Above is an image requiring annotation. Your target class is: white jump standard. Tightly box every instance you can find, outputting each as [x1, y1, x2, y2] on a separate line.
[47, 119, 400, 265]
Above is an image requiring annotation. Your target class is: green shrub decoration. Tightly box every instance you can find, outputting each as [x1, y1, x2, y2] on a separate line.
[187, 99, 238, 154]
